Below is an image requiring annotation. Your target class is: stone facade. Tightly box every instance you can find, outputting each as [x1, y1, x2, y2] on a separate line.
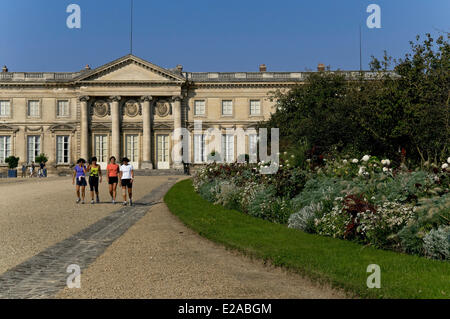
[0, 54, 375, 172]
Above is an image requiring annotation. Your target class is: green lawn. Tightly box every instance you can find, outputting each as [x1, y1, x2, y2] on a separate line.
[164, 179, 450, 299]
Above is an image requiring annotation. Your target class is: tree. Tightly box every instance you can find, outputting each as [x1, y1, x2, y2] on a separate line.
[5, 156, 20, 170]
[265, 32, 449, 163]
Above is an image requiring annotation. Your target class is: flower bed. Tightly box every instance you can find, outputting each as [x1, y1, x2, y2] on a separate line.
[193, 156, 450, 261]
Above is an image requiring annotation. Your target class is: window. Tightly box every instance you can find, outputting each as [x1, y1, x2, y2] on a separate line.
[94, 135, 108, 163]
[194, 100, 206, 116]
[57, 100, 69, 117]
[27, 100, 40, 117]
[222, 100, 233, 116]
[194, 134, 207, 163]
[0, 101, 11, 117]
[221, 134, 235, 163]
[27, 135, 41, 163]
[0, 136, 11, 163]
[249, 134, 258, 158]
[126, 135, 139, 162]
[250, 100, 261, 115]
[56, 136, 70, 164]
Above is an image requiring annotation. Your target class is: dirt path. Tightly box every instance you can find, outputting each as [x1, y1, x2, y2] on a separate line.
[56, 202, 346, 299]
[0, 176, 174, 275]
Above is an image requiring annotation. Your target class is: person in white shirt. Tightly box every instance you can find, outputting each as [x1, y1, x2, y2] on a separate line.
[119, 157, 134, 206]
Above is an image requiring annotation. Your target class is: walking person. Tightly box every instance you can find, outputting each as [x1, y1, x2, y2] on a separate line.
[39, 161, 45, 178]
[21, 163, 27, 178]
[72, 158, 87, 204]
[106, 156, 120, 204]
[87, 157, 102, 204]
[119, 157, 134, 206]
[29, 162, 35, 178]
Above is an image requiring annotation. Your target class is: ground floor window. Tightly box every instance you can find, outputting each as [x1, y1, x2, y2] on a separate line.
[221, 134, 235, 163]
[94, 135, 108, 163]
[56, 136, 70, 164]
[194, 134, 206, 163]
[157, 135, 169, 163]
[249, 134, 258, 159]
[0, 136, 11, 163]
[126, 135, 139, 163]
[27, 135, 41, 163]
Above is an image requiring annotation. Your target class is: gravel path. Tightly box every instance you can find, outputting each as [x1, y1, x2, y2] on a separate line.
[56, 203, 346, 299]
[0, 176, 174, 275]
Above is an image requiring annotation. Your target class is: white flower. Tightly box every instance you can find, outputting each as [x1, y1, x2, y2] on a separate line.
[442, 163, 449, 170]
[381, 159, 391, 166]
[342, 159, 348, 164]
[447, 157, 450, 164]
[291, 155, 295, 158]
[362, 155, 370, 162]
[352, 159, 359, 164]
[358, 166, 366, 175]
[383, 167, 389, 172]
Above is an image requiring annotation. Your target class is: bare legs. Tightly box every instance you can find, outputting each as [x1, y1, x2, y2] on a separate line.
[109, 183, 117, 201]
[76, 185, 85, 202]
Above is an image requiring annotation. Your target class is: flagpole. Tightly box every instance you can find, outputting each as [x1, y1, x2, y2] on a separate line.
[130, 0, 134, 54]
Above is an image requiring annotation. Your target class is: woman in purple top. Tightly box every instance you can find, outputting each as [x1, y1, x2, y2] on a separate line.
[72, 158, 87, 204]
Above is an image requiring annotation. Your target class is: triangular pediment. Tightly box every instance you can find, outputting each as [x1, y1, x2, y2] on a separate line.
[75, 55, 185, 83]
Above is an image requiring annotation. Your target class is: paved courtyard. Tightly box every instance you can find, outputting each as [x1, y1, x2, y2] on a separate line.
[0, 176, 345, 299]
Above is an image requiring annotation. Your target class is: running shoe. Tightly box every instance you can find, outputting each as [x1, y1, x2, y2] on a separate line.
[96, 197, 100, 203]
[81, 201, 85, 204]
[112, 199, 115, 204]
[91, 200, 95, 204]
[122, 201, 127, 206]
[76, 198, 81, 204]
[129, 199, 133, 206]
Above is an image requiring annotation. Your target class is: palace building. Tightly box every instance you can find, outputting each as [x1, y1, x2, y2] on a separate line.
[0, 54, 364, 172]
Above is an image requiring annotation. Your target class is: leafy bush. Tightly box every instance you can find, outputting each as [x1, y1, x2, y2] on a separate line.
[5, 156, 20, 169]
[288, 202, 322, 233]
[214, 180, 243, 211]
[423, 226, 450, 260]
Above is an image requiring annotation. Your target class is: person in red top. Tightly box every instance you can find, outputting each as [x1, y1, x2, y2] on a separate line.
[106, 156, 120, 204]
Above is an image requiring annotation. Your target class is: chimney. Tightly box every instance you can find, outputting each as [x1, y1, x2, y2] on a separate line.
[2, 65, 8, 73]
[259, 64, 267, 72]
[176, 64, 183, 73]
[317, 63, 325, 72]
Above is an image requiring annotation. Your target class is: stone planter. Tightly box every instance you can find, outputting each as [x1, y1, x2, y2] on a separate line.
[8, 169, 17, 178]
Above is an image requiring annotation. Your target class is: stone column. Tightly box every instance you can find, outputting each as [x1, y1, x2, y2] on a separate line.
[110, 96, 121, 160]
[172, 95, 183, 169]
[141, 95, 153, 169]
[79, 96, 90, 160]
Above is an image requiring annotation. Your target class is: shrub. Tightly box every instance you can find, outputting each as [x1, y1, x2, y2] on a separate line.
[288, 202, 322, 233]
[5, 156, 20, 169]
[423, 226, 450, 260]
[215, 180, 243, 211]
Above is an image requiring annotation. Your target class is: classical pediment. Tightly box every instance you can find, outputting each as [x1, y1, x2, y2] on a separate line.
[0, 124, 19, 132]
[153, 123, 173, 130]
[75, 55, 185, 83]
[48, 124, 76, 133]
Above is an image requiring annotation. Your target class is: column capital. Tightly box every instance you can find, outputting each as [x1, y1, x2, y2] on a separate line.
[109, 95, 122, 102]
[78, 95, 90, 102]
[141, 95, 153, 102]
[171, 95, 183, 102]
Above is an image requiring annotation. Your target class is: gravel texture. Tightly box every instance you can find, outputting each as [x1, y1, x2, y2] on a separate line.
[56, 203, 346, 299]
[0, 176, 174, 275]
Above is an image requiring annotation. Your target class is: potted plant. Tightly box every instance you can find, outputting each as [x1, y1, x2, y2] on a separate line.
[5, 156, 19, 178]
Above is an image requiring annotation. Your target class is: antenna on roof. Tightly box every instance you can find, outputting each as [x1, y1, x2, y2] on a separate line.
[130, 0, 134, 54]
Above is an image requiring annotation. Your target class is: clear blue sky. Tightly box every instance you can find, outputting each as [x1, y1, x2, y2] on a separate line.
[0, 0, 448, 72]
